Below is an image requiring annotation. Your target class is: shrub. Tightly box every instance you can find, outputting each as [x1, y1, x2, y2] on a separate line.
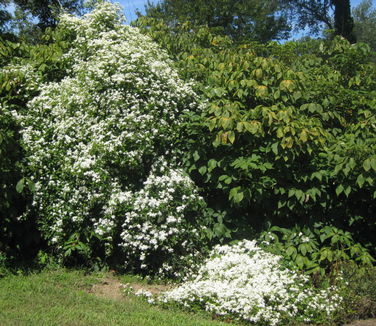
[0, 43, 43, 264]
[259, 225, 375, 281]
[0, 25, 75, 266]
[13, 2, 209, 271]
[137, 20, 376, 250]
[160, 240, 342, 326]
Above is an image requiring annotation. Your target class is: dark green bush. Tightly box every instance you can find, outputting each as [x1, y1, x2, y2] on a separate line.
[0, 33, 67, 266]
[137, 18, 376, 253]
[0, 76, 37, 265]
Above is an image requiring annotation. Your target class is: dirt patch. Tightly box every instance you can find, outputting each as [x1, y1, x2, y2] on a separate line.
[344, 320, 376, 326]
[89, 277, 124, 301]
[88, 274, 172, 301]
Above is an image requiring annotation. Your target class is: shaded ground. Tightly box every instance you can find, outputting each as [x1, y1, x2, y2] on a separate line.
[344, 320, 376, 326]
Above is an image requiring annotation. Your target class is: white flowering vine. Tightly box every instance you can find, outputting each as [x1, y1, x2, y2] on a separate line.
[120, 160, 209, 278]
[13, 1, 209, 270]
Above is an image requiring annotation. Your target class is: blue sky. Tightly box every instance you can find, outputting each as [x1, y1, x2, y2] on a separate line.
[117, 0, 366, 25]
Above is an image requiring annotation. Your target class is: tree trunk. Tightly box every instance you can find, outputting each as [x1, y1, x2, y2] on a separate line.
[332, 0, 356, 42]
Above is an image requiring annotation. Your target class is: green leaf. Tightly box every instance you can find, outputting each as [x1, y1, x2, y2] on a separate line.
[229, 187, 244, 203]
[208, 159, 217, 172]
[193, 151, 200, 162]
[243, 121, 259, 134]
[295, 255, 304, 269]
[344, 186, 351, 197]
[198, 166, 207, 175]
[276, 128, 284, 138]
[218, 175, 229, 182]
[273, 89, 280, 100]
[363, 159, 371, 172]
[228, 131, 235, 144]
[236, 122, 244, 132]
[299, 130, 308, 142]
[357, 174, 365, 188]
[27, 179, 36, 193]
[299, 243, 307, 256]
[286, 246, 296, 257]
[288, 189, 295, 198]
[295, 189, 304, 201]
[271, 142, 278, 155]
[312, 172, 322, 182]
[371, 158, 376, 172]
[277, 201, 285, 209]
[335, 184, 344, 196]
[16, 178, 24, 194]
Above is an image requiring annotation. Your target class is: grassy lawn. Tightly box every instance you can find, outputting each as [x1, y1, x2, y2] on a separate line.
[0, 269, 234, 326]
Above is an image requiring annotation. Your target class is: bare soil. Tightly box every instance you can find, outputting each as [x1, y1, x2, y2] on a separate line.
[344, 320, 376, 326]
[89, 277, 125, 301]
[88, 274, 171, 301]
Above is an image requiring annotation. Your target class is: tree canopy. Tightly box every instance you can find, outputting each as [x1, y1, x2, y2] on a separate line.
[0, 0, 12, 38]
[13, 0, 85, 29]
[283, 0, 356, 42]
[141, 0, 291, 42]
[353, 0, 376, 51]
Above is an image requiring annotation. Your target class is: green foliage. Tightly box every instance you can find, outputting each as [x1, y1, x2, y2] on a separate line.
[0, 0, 12, 39]
[138, 19, 376, 250]
[0, 27, 72, 264]
[280, 0, 333, 35]
[141, 0, 290, 43]
[259, 225, 375, 281]
[0, 104, 27, 262]
[282, 0, 356, 42]
[13, 0, 85, 29]
[353, 0, 376, 52]
[0, 41, 36, 264]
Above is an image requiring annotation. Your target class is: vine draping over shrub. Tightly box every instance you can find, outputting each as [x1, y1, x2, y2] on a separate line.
[8, 2, 211, 274]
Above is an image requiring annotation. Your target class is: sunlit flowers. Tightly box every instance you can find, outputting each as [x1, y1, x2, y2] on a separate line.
[161, 240, 342, 325]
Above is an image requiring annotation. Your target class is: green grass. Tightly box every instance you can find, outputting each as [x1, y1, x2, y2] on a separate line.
[0, 269, 234, 326]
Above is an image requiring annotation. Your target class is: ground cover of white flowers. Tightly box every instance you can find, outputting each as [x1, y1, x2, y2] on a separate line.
[132, 240, 342, 326]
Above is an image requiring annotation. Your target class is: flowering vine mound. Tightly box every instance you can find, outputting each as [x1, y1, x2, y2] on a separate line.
[13, 2, 210, 274]
[160, 240, 342, 325]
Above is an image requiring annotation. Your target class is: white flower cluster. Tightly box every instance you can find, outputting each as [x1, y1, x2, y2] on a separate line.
[121, 284, 155, 304]
[161, 240, 341, 325]
[120, 161, 209, 278]
[13, 2, 203, 266]
[135, 289, 155, 304]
